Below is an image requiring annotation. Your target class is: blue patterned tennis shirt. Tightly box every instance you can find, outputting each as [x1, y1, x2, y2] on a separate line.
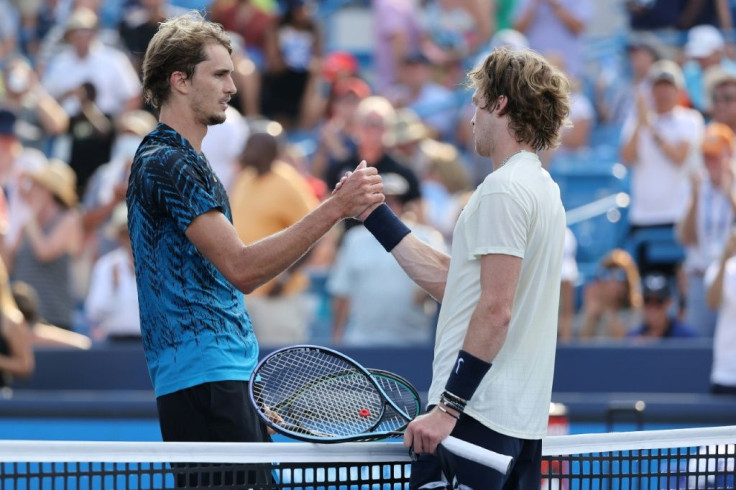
[127, 123, 258, 397]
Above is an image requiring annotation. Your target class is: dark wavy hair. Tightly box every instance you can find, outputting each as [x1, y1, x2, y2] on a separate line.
[142, 12, 232, 112]
[468, 48, 571, 151]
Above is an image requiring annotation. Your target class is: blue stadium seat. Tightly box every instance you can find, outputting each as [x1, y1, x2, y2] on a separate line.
[624, 226, 686, 269]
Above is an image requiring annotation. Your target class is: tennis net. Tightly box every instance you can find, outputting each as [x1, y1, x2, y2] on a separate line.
[0, 425, 733, 489]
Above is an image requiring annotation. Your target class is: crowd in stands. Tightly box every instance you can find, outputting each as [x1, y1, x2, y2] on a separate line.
[1, 0, 736, 393]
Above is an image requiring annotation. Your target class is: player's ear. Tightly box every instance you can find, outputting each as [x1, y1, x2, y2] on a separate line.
[170, 71, 190, 95]
[495, 95, 509, 115]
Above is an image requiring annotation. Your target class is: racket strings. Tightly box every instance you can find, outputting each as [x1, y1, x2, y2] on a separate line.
[255, 350, 385, 438]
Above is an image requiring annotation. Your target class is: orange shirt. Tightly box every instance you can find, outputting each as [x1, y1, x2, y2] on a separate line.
[229, 161, 319, 296]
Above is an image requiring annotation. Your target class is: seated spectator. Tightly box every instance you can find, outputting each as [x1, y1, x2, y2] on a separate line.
[371, 0, 422, 95]
[84, 204, 140, 342]
[580, 249, 643, 340]
[705, 229, 736, 394]
[11, 281, 91, 349]
[0, 258, 33, 386]
[706, 65, 736, 134]
[390, 108, 429, 178]
[6, 159, 82, 331]
[626, 273, 698, 339]
[261, 0, 322, 129]
[677, 122, 736, 337]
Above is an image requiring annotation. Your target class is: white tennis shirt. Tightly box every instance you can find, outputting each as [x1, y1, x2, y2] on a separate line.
[427, 151, 566, 439]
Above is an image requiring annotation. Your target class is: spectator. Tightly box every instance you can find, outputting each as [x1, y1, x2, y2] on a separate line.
[261, 0, 322, 129]
[0, 56, 69, 153]
[209, 0, 276, 68]
[627, 273, 698, 339]
[420, 0, 492, 86]
[372, 0, 422, 95]
[706, 65, 736, 133]
[326, 96, 423, 220]
[84, 204, 140, 342]
[595, 32, 661, 126]
[580, 248, 643, 339]
[513, 0, 593, 79]
[6, 159, 82, 331]
[230, 131, 319, 345]
[418, 138, 471, 242]
[682, 25, 736, 115]
[328, 173, 446, 346]
[390, 108, 429, 178]
[42, 7, 142, 120]
[11, 280, 91, 349]
[0, 0, 18, 60]
[118, 0, 188, 72]
[310, 76, 371, 183]
[678, 122, 736, 337]
[388, 52, 458, 142]
[705, 229, 736, 394]
[620, 60, 705, 278]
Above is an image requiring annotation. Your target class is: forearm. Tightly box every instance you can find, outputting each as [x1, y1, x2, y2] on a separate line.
[391, 233, 450, 302]
[707, 258, 728, 308]
[461, 298, 510, 364]
[236, 200, 343, 293]
[652, 133, 689, 166]
[620, 125, 642, 165]
[35, 91, 69, 135]
[550, 3, 585, 34]
[677, 199, 698, 245]
[330, 296, 350, 343]
[24, 218, 65, 262]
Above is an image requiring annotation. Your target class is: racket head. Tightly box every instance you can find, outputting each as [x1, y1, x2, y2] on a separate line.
[249, 345, 410, 442]
[367, 368, 421, 432]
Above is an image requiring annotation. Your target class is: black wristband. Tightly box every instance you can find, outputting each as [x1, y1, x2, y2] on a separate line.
[444, 350, 492, 403]
[363, 203, 411, 252]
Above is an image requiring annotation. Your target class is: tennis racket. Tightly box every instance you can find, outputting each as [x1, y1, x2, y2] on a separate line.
[248, 345, 513, 475]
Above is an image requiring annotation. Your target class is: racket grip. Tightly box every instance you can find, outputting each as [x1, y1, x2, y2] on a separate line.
[440, 436, 513, 476]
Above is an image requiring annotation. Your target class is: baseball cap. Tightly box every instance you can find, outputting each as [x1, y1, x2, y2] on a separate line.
[65, 7, 98, 35]
[685, 25, 725, 59]
[626, 32, 662, 60]
[403, 51, 430, 65]
[648, 60, 684, 89]
[701, 122, 735, 156]
[641, 273, 671, 302]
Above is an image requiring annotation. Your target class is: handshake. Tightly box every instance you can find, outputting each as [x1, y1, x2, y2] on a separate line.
[330, 160, 385, 222]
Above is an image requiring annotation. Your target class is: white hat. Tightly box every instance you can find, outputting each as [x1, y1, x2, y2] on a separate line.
[685, 25, 725, 58]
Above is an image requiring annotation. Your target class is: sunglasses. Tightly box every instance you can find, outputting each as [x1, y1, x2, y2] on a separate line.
[644, 296, 667, 307]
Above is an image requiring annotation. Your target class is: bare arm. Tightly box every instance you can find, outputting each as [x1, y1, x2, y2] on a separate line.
[651, 132, 691, 166]
[513, 1, 538, 33]
[186, 165, 383, 294]
[548, 0, 586, 35]
[620, 122, 644, 165]
[677, 183, 699, 246]
[23, 212, 82, 263]
[34, 89, 70, 136]
[390, 233, 451, 302]
[0, 314, 34, 379]
[707, 233, 736, 308]
[461, 254, 520, 362]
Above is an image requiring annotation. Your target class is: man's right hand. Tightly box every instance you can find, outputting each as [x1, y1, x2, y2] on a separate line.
[331, 161, 384, 218]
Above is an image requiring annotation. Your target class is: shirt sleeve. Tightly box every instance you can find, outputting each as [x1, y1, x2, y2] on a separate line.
[143, 150, 223, 233]
[464, 191, 528, 259]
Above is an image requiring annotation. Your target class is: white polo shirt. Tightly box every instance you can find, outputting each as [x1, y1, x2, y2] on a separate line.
[42, 41, 141, 117]
[622, 107, 704, 226]
[427, 152, 566, 439]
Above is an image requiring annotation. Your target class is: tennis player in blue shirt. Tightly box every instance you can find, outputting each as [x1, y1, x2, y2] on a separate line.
[127, 12, 384, 444]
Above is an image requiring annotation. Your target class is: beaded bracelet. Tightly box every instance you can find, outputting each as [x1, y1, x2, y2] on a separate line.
[437, 403, 460, 421]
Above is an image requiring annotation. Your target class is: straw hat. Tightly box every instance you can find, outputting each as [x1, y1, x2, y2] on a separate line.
[393, 109, 427, 146]
[25, 159, 78, 208]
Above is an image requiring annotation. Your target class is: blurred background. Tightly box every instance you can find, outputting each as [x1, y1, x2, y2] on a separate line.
[0, 0, 735, 441]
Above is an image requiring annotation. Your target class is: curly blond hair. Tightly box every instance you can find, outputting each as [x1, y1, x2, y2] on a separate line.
[468, 48, 571, 151]
[142, 12, 232, 112]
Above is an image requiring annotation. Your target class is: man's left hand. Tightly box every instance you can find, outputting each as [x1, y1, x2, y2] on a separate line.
[403, 407, 457, 455]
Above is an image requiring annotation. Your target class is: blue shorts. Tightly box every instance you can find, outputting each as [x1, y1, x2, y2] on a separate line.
[409, 408, 542, 490]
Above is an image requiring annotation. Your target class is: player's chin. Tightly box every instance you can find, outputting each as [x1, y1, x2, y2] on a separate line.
[206, 111, 227, 126]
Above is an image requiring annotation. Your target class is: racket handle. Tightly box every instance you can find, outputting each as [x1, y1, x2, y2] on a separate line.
[441, 436, 513, 475]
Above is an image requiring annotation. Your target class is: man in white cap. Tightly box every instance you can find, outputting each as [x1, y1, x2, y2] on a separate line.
[682, 24, 736, 114]
[621, 59, 705, 281]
